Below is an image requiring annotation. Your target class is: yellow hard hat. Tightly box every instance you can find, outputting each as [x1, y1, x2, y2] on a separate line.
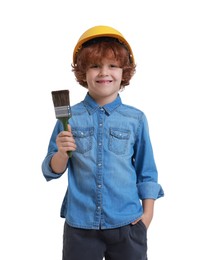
[73, 25, 135, 65]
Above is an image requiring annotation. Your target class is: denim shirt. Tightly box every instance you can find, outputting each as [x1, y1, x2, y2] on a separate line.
[42, 93, 164, 229]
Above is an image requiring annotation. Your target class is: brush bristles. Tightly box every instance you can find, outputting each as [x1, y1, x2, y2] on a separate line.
[51, 90, 70, 107]
[51, 90, 71, 119]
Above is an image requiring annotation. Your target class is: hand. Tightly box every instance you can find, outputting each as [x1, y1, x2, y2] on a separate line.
[131, 213, 153, 229]
[56, 125, 76, 156]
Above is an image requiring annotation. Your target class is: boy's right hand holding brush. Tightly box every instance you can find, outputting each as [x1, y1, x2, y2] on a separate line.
[50, 90, 76, 174]
[50, 124, 76, 174]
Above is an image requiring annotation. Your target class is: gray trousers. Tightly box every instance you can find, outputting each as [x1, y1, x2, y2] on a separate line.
[62, 221, 147, 260]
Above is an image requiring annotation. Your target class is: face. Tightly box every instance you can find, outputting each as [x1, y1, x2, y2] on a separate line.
[86, 58, 123, 106]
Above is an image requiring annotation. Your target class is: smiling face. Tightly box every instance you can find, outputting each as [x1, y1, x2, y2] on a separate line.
[86, 58, 123, 106]
[72, 40, 136, 96]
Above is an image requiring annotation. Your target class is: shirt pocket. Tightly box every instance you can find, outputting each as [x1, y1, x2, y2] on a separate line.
[72, 127, 94, 154]
[109, 128, 130, 155]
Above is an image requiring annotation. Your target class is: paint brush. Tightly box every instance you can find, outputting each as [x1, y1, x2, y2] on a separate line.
[51, 89, 72, 157]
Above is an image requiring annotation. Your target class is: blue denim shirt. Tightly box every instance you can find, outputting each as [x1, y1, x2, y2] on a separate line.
[42, 93, 164, 229]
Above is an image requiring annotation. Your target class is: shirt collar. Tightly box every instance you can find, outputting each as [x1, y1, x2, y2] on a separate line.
[83, 93, 122, 115]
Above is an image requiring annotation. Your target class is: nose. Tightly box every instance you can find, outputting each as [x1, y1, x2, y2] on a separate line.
[99, 66, 108, 76]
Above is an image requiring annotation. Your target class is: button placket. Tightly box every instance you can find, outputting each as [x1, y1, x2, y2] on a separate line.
[94, 107, 105, 226]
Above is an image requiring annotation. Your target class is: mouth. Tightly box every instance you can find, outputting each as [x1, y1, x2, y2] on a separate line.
[96, 80, 112, 84]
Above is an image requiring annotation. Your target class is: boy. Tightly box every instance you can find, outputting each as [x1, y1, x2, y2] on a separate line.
[42, 25, 164, 260]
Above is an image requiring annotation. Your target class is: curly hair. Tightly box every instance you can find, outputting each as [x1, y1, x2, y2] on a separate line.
[72, 40, 136, 89]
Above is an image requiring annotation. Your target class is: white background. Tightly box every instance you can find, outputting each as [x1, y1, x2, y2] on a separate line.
[0, 0, 205, 259]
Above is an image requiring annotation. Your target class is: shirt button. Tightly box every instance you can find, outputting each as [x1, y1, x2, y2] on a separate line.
[98, 163, 102, 167]
[98, 185, 102, 188]
[97, 206, 101, 210]
[99, 123, 103, 127]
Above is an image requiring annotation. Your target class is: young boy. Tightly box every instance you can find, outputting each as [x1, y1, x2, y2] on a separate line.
[42, 25, 164, 260]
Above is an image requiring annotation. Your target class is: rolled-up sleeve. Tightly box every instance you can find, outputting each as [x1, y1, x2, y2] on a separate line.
[41, 153, 64, 181]
[41, 120, 65, 181]
[137, 182, 164, 199]
[134, 113, 164, 199]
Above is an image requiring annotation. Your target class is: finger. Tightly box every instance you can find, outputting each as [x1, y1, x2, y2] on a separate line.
[67, 124, 72, 132]
[58, 130, 71, 138]
[131, 218, 141, 225]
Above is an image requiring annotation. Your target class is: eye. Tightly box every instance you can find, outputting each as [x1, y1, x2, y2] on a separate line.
[109, 64, 120, 68]
[89, 64, 99, 68]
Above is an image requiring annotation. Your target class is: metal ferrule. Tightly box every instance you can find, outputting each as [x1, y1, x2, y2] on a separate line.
[54, 106, 72, 118]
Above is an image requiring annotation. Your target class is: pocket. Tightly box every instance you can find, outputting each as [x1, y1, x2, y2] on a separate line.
[138, 219, 147, 231]
[109, 128, 130, 155]
[129, 220, 147, 246]
[72, 127, 94, 154]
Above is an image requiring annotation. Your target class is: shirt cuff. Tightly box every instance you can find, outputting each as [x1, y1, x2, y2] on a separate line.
[42, 154, 64, 181]
[137, 182, 164, 200]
